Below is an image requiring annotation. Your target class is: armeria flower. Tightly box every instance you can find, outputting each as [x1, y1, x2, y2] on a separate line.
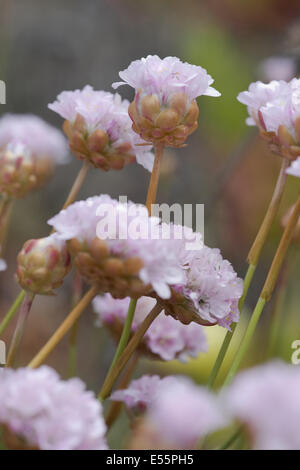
[48, 85, 154, 172]
[155, 227, 243, 329]
[16, 234, 71, 295]
[259, 56, 296, 82]
[0, 114, 68, 196]
[224, 361, 300, 450]
[93, 294, 207, 361]
[0, 113, 68, 164]
[112, 55, 220, 147]
[48, 195, 184, 300]
[0, 257, 7, 271]
[111, 375, 173, 413]
[118, 375, 226, 449]
[238, 79, 300, 162]
[0, 366, 107, 450]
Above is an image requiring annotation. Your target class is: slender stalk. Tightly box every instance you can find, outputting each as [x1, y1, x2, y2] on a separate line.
[6, 292, 35, 367]
[267, 263, 288, 358]
[28, 285, 99, 369]
[218, 427, 242, 450]
[207, 159, 288, 388]
[68, 271, 83, 377]
[61, 161, 90, 210]
[98, 303, 162, 401]
[146, 144, 164, 214]
[248, 158, 288, 266]
[0, 290, 26, 337]
[0, 198, 13, 254]
[105, 298, 137, 378]
[3, 162, 90, 333]
[105, 353, 139, 429]
[207, 263, 256, 388]
[224, 191, 300, 386]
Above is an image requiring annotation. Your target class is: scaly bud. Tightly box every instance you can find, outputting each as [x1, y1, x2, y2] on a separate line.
[16, 235, 71, 295]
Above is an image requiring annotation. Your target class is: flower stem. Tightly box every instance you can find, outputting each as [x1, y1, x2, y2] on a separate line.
[98, 303, 162, 401]
[207, 263, 256, 388]
[146, 144, 164, 214]
[68, 271, 83, 377]
[105, 298, 137, 378]
[28, 285, 99, 369]
[218, 427, 243, 450]
[62, 161, 90, 210]
[248, 158, 288, 266]
[105, 353, 139, 429]
[207, 159, 288, 389]
[0, 290, 26, 338]
[6, 292, 35, 368]
[223, 191, 300, 386]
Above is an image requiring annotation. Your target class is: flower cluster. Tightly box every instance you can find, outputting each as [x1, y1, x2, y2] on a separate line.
[16, 234, 71, 295]
[0, 367, 107, 450]
[48, 194, 185, 300]
[238, 78, 300, 163]
[93, 294, 207, 361]
[49, 86, 154, 171]
[0, 114, 68, 197]
[224, 361, 300, 450]
[112, 375, 226, 449]
[49, 195, 242, 328]
[113, 55, 220, 147]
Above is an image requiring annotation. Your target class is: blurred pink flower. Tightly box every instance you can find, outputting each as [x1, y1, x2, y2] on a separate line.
[224, 361, 300, 450]
[0, 366, 107, 450]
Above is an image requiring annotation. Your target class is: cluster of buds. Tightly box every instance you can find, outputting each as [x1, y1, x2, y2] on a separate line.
[0, 143, 38, 198]
[67, 237, 150, 298]
[62, 115, 136, 171]
[48, 86, 154, 172]
[16, 235, 71, 295]
[128, 92, 199, 147]
[259, 118, 300, 162]
[113, 55, 220, 147]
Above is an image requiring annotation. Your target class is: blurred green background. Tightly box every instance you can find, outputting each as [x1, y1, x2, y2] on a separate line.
[1, 0, 300, 447]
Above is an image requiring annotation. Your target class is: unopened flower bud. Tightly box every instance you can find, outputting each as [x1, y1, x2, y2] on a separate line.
[16, 235, 71, 295]
[0, 143, 37, 198]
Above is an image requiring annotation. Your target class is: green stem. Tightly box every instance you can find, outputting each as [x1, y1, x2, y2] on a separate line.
[218, 427, 242, 450]
[104, 298, 137, 380]
[0, 290, 25, 337]
[68, 271, 83, 377]
[223, 297, 266, 386]
[6, 292, 35, 367]
[207, 263, 256, 388]
[98, 303, 162, 401]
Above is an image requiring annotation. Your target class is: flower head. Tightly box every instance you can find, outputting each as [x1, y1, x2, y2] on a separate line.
[48, 86, 154, 172]
[113, 55, 220, 147]
[16, 234, 71, 295]
[93, 294, 207, 361]
[0, 366, 107, 450]
[0, 113, 68, 164]
[48, 195, 184, 299]
[115, 375, 226, 449]
[224, 361, 300, 450]
[238, 79, 300, 162]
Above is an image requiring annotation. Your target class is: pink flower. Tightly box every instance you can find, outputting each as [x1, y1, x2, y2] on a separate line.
[0, 258, 6, 271]
[259, 57, 296, 82]
[112, 55, 220, 103]
[224, 361, 300, 450]
[0, 114, 68, 164]
[48, 195, 184, 299]
[0, 367, 107, 450]
[147, 377, 226, 448]
[111, 375, 170, 413]
[48, 86, 154, 171]
[114, 375, 226, 448]
[93, 294, 207, 361]
[237, 80, 291, 127]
